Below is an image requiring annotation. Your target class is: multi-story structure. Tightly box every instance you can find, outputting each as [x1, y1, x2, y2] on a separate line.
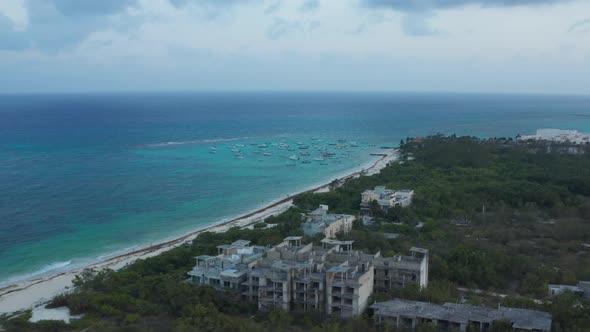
[301, 205, 355, 238]
[371, 299, 552, 332]
[188, 237, 429, 318]
[360, 186, 414, 214]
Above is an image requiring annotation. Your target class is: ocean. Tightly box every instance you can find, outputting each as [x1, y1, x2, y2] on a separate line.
[1, 92, 590, 285]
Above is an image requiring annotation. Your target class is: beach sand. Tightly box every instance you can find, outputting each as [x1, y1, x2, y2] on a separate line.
[0, 149, 397, 315]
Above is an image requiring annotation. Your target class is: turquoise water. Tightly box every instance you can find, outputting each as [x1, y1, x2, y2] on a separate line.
[1, 92, 590, 284]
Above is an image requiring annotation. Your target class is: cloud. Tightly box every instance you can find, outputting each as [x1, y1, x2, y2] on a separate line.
[266, 18, 302, 40]
[0, 0, 138, 50]
[401, 13, 440, 36]
[169, 0, 258, 8]
[568, 18, 590, 34]
[40, 0, 138, 16]
[265, 1, 281, 14]
[299, 0, 320, 12]
[0, 0, 28, 31]
[363, 0, 571, 12]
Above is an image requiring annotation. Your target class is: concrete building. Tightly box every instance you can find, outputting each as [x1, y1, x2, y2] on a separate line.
[188, 237, 429, 318]
[361, 186, 414, 214]
[371, 299, 552, 332]
[301, 205, 355, 238]
[548, 280, 590, 299]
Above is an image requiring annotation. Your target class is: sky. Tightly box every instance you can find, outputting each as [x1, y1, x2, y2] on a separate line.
[0, 0, 589, 94]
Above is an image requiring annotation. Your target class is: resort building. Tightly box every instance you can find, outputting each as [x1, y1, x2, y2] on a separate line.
[301, 205, 355, 238]
[360, 186, 414, 214]
[188, 237, 429, 318]
[371, 299, 552, 332]
[548, 280, 590, 299]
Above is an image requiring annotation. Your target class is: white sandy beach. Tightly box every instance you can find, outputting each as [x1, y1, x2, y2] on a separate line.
[0, 149, 397, 315]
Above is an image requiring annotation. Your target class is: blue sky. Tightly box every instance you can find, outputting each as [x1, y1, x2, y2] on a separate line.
[1, 0, 589, 94]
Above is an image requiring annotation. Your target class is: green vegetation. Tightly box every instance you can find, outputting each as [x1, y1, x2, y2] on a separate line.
[5, 135, 590, 331]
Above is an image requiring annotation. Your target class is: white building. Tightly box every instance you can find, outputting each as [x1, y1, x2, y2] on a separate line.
[519, 128, 590, 145]
[301, 205, 355, 238]
[361, 186, 414, 214]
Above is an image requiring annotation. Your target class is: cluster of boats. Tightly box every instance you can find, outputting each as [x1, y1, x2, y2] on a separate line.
[209, 138, 371, 166]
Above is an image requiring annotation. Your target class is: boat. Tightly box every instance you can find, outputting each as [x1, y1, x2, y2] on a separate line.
[314, 157, 325, 161]
[210, 147, 217, 150]
[289, 155, 299, 161]
[300, 151, 310, 156]
[302, 160, 311, 164]
[258, 144, 268, 148]
[299, 145, 309, 149]
[209, 150, 217, 154]
[286, 162, 296, 166]
[264, 152, 272, 156]
[235, 144, 245, 147]
[320, 162, 329, 166]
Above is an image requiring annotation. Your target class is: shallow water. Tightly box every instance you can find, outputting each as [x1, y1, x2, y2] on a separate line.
[1, 92, 589, 284]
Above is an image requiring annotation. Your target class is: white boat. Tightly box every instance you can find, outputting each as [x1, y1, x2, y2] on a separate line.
[235, 144, 245, 147]
[209, 150, 217, 154]
[314, 157, 324, 161]
[264, 152, 272, 156]
[289, 155, 299, 161]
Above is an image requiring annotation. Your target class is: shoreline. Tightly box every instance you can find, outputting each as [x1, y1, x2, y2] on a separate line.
[0, 149, 397, 315]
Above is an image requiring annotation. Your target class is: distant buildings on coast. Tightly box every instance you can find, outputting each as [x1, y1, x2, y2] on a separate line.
[519, 128, 590, 145]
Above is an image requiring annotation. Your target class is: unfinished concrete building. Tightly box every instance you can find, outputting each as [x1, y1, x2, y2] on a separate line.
[188, 237, 429, 318]
[371, 299, 552, 332]
[301, 205, 355, 238]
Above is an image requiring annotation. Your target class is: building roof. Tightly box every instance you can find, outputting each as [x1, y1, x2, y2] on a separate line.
[372, 299, 551, 331]
[321, 239, 354, 245]
[410, 247, 429, 254]
[231, 240, 251, 247]
[284, 236, 303, 241]
[195, 255, 216, 260]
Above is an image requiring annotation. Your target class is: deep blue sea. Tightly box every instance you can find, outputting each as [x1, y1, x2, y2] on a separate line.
[1, 92, 590, 285]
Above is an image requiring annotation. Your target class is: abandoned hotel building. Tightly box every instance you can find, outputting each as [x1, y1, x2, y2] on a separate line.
[360, 186, 414, 215]
[301, 204, 355, 239]
[188, 236, 429, 317]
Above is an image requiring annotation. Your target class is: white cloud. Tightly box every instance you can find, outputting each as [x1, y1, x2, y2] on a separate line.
[0, 0, 28, 31]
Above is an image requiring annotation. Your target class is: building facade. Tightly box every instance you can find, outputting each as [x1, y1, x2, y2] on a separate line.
[371, 299, 552, 332]
[361, 186, 414, 214]
[301, 205, 355, 238]
[188, 237, 429, 318]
